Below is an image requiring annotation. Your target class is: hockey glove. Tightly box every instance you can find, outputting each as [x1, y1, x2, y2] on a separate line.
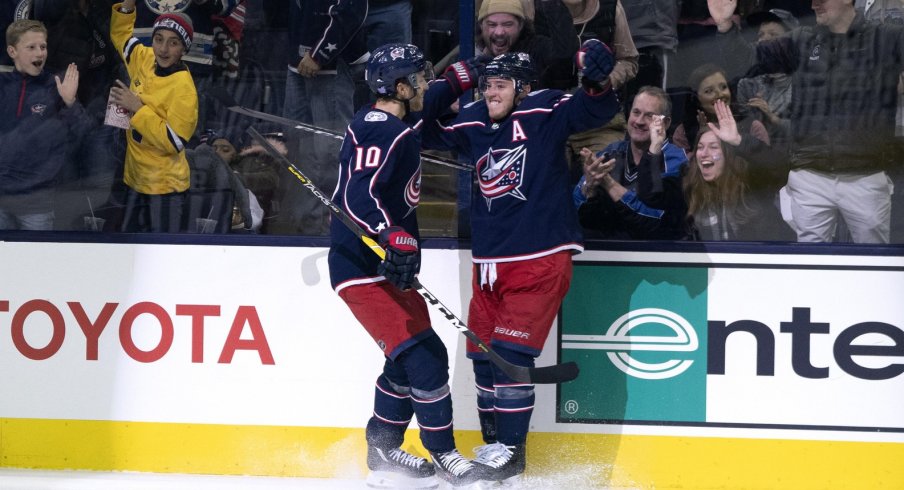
[576, 39, 614, 95]
[377, 226, 419, 291]
[442, 56, 488, 96]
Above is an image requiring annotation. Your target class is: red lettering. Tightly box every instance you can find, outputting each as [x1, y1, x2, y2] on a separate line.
[11, 300, 65, 360]
[176, 304, 221, 363]
[69, 302, 118, 361]
[0, 300, 8, 312]
[119, 302, 174, 363]
[218, 306, 275, 365]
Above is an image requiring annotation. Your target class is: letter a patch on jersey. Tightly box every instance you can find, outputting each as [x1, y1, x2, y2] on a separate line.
[477, 144, 527, 210]
[511, 120, 527, 142]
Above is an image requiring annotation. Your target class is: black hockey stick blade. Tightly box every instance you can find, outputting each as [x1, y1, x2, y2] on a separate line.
[247, 126, 579, 385]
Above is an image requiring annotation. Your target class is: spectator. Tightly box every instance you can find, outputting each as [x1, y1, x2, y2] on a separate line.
[684, 99, 793, 240]
[672, 63, 770, 157]
[109, 0, 199, 233]
[32, 0, 128, 231]
[230, 137, 282, 234]
[422, 42, 619, 483]
[279, 0, 367, 236]
[622, 0, 679, 94]
[573, 85, 690, 240]
[130, 1, 242, 138]
[734, 8, 798, 143]
[475, 0, 578, 90]
[743, 0, 903, 243]
[0, 19, 88, 230]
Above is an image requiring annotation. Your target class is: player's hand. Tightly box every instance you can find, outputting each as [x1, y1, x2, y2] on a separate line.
[377, 226, 419, 291]
[55, 63, 79, 107]
[576, 39, 614, 93]
[443, 56, 488, 95]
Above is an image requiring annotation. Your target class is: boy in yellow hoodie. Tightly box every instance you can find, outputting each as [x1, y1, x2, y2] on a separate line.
[109, 0, 198, 232]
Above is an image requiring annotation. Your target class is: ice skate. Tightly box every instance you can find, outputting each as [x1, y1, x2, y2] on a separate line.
[367, 446, 439, 489]
[473, 443, 525, 485]
[429, 448, 486, 488]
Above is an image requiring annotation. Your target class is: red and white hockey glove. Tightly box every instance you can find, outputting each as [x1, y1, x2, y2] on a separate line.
[442, 56, 488, 96]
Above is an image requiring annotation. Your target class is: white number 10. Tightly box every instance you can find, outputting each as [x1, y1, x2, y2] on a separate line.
[354, 146, 382, 171]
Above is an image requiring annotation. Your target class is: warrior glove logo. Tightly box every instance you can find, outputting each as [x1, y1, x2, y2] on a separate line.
[562, 308, 699, 380]
[477, 144, 527, 210]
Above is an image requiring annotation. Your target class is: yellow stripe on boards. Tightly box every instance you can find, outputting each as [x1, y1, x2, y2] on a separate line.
[2, 419, 903, 488]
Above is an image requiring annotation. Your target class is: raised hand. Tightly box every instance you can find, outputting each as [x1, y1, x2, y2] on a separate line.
[650, 114, 667, 153]
[707, 99, 742, 146]
[55, 63, 79, 107]
[576, 39, 614, 91]
[443, 56, 487, 96]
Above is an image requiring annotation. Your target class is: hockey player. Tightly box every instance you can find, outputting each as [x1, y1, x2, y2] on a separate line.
[327, 43, 487, 488]
[422, 40, 618, 483]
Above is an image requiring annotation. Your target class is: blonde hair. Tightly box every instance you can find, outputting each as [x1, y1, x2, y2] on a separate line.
[683, 128, 755, 225]
[6, 19, 46, 48]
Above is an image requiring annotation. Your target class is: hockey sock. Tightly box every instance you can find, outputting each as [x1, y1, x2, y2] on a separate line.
[367, 370, 414, 450]
[472, 359, 498, 443]
[490, 346, 535, 446]
[398, 333, 456, 453]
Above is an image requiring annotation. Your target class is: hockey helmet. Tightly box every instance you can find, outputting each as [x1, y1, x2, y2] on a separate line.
[480, 52, 536, 95]
[366, 43, 434, 97]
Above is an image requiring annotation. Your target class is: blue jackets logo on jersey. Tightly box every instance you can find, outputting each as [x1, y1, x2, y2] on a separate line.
[145, 0, 191, 14]
[405, 168, 421, 216]
[477, 145, 527, 210]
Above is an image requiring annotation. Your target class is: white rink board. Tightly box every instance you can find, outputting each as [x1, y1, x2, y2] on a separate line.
[0, 242, 902, 445]
[0, 242, 473, 427]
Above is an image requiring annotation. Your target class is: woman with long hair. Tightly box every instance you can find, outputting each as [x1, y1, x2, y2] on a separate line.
[684, 99, 794, 241]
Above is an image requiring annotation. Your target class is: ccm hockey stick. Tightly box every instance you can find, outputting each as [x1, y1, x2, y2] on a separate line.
[247, 126, 579, 385]
[207, 87, 470, 172]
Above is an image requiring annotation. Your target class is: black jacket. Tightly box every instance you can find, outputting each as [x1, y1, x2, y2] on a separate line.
[757, 13, 904, 173]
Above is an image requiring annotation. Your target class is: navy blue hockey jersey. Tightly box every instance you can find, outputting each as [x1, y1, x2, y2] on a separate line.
[422, 80, 618, 262]
[328, 107, 423, 291]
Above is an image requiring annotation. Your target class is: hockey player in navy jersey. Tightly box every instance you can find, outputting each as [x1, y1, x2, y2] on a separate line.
[327, 43, 488, 488]
[421, 39, 619, 483]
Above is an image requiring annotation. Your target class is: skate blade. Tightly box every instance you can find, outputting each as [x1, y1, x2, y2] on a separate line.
[436, 481, 486, 490]
[366, 470, 440, 489]
[473, 474, 523, 488]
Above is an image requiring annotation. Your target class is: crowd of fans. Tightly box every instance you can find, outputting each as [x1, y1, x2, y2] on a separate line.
[1, 0, 903, 244]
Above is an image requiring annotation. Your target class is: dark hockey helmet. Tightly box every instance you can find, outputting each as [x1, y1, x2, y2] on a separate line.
[366, 43, 434, 97]
[480, 52, 537, 95]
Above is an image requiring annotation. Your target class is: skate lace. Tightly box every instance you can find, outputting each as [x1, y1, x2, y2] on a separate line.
[437, 449, 474, 476]
[387, 448, 426, 469]
[474, 443, 513, 469]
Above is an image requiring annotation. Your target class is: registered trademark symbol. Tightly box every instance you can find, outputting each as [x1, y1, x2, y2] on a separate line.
[564, 400, 579, 414]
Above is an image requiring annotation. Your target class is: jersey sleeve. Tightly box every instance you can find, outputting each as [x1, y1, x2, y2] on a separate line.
[547, 87, 620, 139]
[308, 0, 367, 67]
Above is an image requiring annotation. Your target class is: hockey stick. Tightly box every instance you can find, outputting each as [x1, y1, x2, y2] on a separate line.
[247, 126, 579, 385]
[206, 87, 471, 172]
